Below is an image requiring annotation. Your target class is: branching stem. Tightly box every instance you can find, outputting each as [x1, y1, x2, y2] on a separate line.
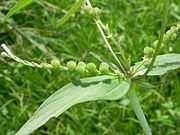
[95, 20, 127, 75]
[86, 0, 127, 75]
[143, 0, 169, 76]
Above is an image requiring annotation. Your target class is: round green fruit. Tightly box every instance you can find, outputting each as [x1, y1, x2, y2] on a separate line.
[170, 33, 177, 40]
[83, 5, 90, 14]
[89, 7, 101, 18]
[99, 62, 109, 73]
[87, 62, 97, 72]
[67, 61, 76, 71]
[76, 65, 86, 74]
[78, 62, 86, 67]
[51, 59, 61, 68]
[144, 46, 154, 58]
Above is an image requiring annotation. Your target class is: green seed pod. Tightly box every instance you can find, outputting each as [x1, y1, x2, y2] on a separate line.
[76, 65, 86, 74]
[170, 33, 177, 40]
[163, 34, 169, 43]
[153, 40, 158, 48]
[144, 46, 154, 58]
[51, 59, 61, 68]
[78, 62, 86, 67]
[83, 5, 90, 14]
[40, 63, 51, 69]
[89, 7, 101, 18]
[161, 43, 166, 50]
[153, 40, 165, 50]
[99, 62, 109, 73]
[177, 23, 180, 29]
[87, 62, 97, 73]
[67, 61, 76, 71]
[1, 52, 8, 57]
[166, 30, 173, 37]
[170, 26, 177, 33]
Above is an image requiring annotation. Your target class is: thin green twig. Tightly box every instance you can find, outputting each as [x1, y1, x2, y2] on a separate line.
[86, 0, 127, 75]
[143, 0, 169, 76]
[95, 20, 127, 75]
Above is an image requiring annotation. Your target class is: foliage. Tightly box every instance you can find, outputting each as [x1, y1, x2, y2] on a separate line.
[0, 0, 180, 135]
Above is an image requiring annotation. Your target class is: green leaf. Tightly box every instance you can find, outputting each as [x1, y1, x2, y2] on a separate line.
[133, 54, 180, 76]
[1, 0, 35, 23]
[56, 0, 84, 27]
[137, 81, 157, 89]
[15, 75, 131, 135]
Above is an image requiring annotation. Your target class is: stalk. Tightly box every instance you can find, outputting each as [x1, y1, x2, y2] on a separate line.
[86, 0, 128, 75]
[128, 84, 152, 135]
[96, 21, 127, 75]
[143, 0, 169, 76]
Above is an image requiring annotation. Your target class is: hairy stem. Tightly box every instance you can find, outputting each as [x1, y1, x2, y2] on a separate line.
[98, 20, 130, 71]
[128, 84, 152, 135]
[143, 0, 169, 76]
[96, 20, 127, 75]
[86, 0, 127, 75]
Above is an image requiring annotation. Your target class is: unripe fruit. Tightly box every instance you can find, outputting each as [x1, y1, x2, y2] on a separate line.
[144, 46, 154, 58]
[51, 59, 61, 68]
[83, 5, 90, 14]
[89, 7, 101, 18]
[1, 52, 8, 57]
[87, 62, 97, 72]
[170, 33, 177, 40]
[170, 26, 177, 33]
[153, 40, 165, 50]
[166, 30, 173, 37]
[99, 62, 109, 73]
[75, 65, 86, 74]
[153, 40, 158, 48]
[40, 63, 51, 69]
[78, 62, 86, 67]
[67, 61, 76, 71]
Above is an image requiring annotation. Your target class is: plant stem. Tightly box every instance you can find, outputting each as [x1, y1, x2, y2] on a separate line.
[98, 20, 130, 71]
[86, 0, 127, 75]
[95, 20, 127, 75]
[143, 0, 169, 76]
[128, 84, 152, 135]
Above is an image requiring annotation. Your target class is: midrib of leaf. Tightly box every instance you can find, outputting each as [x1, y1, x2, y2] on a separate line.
[16, 76, 131, 135]
[35, 77, 119, 112]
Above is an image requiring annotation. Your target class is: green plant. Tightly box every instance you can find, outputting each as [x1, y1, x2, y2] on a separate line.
[1, 0, 180, 135]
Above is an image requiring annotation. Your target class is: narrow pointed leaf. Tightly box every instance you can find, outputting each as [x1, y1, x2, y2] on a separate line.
[16, 75, 131, 135]
[56, 0, 84, 27]
[1, 0, 35, 23]
[133, 54, 180, 76]
[137, 81, 157, 89]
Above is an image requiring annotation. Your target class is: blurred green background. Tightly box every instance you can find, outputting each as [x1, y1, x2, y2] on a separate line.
[0, 0, 179, 134]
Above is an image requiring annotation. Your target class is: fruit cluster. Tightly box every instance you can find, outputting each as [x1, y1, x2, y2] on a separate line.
[81, 5, 101, 18]
[143, 24, 179, 59]
[152, 24, 180, 49]
[50, 59, 112, 75]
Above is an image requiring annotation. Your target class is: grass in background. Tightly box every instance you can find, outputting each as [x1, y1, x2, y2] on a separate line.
[0, 0, 180, 134]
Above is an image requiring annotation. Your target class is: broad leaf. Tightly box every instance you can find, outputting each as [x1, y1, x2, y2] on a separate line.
[133, 54, 180, 76]
[1, 0, 35, 23]
[15, 75, 131, 135]
[56, 0, 84, 27]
